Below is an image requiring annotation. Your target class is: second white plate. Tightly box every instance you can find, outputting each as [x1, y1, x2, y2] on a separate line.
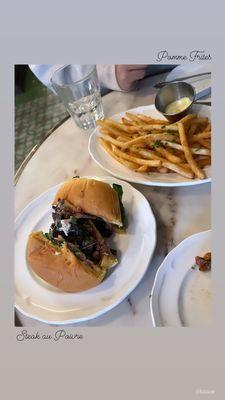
[150, 230, 212, 327]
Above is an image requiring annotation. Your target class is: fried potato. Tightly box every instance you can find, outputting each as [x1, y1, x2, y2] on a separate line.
[131, 147, 194, 179]
[121, 117, 134, 126]
[111, 146, 162, 167]
[136, 165, 149, 172]
[117, 136, 130, 142]
[125, 112, 145, 125]
[198, 139, 211, 150]
[136, 114, 170, 125]
[97, 119, 136, 137]
[179, 114, 197, 124]
[160, 141, 211, 156]
[192, 131, 211, 142]
[99, 138, 139, 170]
[121, 134, 177, 150]
[194, 156, 211, 168]
[154, 146, 184, 164]
[177, 122, 205, 179]
[188, 124, 198, 141]
[122, 124, 178, 133]
[204, 123, 211, 132]
[100, 134, 125, 148]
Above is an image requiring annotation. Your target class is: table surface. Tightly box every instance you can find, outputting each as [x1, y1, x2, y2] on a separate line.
[15, 73, 211, 327]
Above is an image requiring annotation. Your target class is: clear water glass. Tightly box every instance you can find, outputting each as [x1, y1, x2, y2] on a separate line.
[51, 65, 104, 130]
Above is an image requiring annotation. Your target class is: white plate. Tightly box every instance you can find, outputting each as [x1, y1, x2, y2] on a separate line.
[89, 104, 211, 187]
[15, 176, 156, 324]
[150, 230, 212, 327]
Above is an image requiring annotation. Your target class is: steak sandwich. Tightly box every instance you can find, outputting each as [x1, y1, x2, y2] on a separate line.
[27, 178, 126, 292]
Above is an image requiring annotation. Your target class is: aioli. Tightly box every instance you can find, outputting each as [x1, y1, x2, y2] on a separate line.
[165, 97, 192, 114]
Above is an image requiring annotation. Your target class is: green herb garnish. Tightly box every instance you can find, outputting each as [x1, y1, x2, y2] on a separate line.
[44, 230, 64, 247]
[67, 242, 85, 259]
[113, 183, 123, 199]
[110, 248, 117, 256]
[112, 183, 127, 229]
[44, 232, 51, 240]
[152, 140, 162, 149]
[70, 216, 78, 224]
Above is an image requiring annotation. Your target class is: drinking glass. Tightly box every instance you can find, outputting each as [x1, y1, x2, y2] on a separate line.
[50, 64, 104, 129]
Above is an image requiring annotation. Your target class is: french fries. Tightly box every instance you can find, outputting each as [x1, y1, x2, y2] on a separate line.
[198, 139, 211, 150]
[154, 146, 184, 164]
[130, 147, 194, 179]
[192, 131, 211, 142]
[99, 138, 139, 170]
[160, 141, 211, 156]
[97, 111, 211, 180]
[136, 114, 170, 125]
[111, 146, 162, 167]
[120, 133, 178, 150]
[177, 122, 205, 179]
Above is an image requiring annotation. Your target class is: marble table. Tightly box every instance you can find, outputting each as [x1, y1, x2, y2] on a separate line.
[15, 73, 211, 327]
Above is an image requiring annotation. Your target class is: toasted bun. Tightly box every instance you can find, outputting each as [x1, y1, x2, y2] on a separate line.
[27, 232, 107, 293]
[53, 178, 122, 227]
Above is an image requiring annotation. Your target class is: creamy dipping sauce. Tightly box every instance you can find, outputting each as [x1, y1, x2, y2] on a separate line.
[165, 97, 192, 114]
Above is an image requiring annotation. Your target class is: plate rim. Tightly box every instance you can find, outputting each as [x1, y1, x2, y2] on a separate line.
[149, 229, 211, 327]
[88, 104, 211, 187]
[15, 176, 157, 325]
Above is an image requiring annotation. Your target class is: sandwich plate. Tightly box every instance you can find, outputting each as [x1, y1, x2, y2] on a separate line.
[15, 177, 156, 324]
[150, 230, 212, 327]
[88, 104, 211, 187]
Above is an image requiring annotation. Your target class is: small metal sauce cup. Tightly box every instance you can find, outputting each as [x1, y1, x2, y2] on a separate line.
[155, 81, 196, 123]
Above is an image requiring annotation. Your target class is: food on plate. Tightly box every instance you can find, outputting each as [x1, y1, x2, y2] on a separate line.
[27, 178, 127, 292]
[177, 121, 205, 180]
[97, 111, 211, 180]
[195, 252, 211, 272]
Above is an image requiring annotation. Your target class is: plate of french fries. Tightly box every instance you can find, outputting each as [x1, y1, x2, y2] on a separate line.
[88, 104, 211, 187]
